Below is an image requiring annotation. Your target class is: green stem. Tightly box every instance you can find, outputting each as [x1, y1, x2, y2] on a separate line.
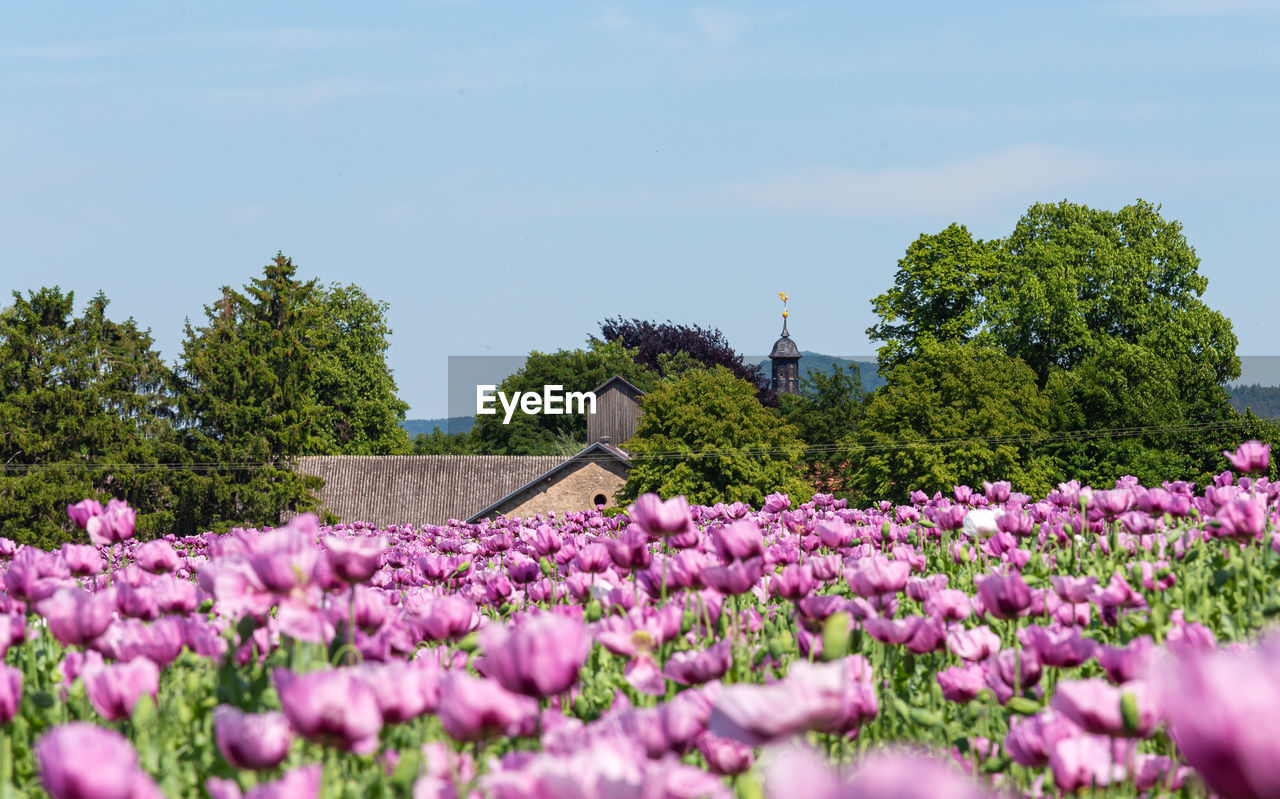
[0, 729, 11, 799]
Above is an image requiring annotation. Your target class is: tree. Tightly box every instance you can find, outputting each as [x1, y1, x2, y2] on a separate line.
[620, 366, 813, 507]
[868, 201, 1238, 388]
[174, 254, 329, 530]
[469, 340, 654, 455]
[0, 288, 187, 547]
[309, 284, 411, 455]
[596, 318, 766, 389]
[776, 364, 865, 496]
[412, 428, 475, 455]
[866, 224, 1002, 373]
[850, 341, 1056, 504]
[864, 200, 1246, 488]
[987, 200, 1238, 387]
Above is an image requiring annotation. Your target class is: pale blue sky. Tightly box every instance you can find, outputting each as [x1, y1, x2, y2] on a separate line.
[3, 1, 1278, 416]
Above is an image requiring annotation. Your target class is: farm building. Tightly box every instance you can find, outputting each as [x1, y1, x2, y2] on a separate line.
[296, 315, 802, 526]
[296, 375, 645, 526]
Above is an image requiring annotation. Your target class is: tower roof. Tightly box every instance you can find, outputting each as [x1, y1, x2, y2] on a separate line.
[769, 318, 800, 359]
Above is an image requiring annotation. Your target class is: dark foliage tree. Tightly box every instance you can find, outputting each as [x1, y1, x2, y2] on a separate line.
[596, 317, 766, 390]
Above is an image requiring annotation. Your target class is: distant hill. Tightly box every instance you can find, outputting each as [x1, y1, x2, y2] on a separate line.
[797, 352, 884, 392]
[1227, 384, 1280, 419]
[751, 352, 884, 392]
[401, 416, 475, 436]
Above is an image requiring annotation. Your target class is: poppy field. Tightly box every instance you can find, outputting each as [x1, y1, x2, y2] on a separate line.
[2, 442, 1279, 798]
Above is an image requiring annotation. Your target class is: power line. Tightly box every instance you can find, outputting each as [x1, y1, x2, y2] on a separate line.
[0, 417, 1269, 471]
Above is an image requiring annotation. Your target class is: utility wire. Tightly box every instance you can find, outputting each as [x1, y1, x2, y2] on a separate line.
[0, 417, 1270, 471]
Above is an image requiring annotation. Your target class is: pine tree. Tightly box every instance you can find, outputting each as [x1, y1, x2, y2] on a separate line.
[0, 288, 184, 547]
[174, 253, 327, 529]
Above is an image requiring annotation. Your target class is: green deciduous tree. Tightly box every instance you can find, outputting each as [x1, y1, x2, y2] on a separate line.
[412, 428, 475, 455]
[621, 366, 812, 507]
[776, 364, 865, 496]
[309, 284, 411, 455]
[867, 223, 1002, 373]
[0, 288, 187, 547]
[470, 340, 654, 455]
[865, 199, 1247, 492]
[1040, 339, 1190, 487]
[850, 341, 1056, 503]
[987, 199, 1238, 386]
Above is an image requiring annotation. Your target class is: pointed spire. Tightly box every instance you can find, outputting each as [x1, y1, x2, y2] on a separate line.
[770, 291, 800, 394]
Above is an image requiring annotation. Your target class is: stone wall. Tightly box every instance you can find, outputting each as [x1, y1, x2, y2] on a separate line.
[494, 459, 630, 520]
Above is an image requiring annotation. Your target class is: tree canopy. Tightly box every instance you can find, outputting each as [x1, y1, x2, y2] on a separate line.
[776, 363, 864, 496]
[621, 366, 812, 507]
[850, 340, 1057, 504]
[469, 340, 654, 456]
[596, 317, 765, 389]
[0, 288, 188, 548]
[308, 284, 411, 455]
[863, 199, 1258, 491]
[867, 223, 1001, 373]
[988, 200, 1238, 386]
[174, 253, 409, 531]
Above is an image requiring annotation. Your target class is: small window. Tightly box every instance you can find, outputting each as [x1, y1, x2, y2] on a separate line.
[593, 494, 608, 507]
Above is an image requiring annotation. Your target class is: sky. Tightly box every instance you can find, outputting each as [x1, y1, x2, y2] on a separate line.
[3, 1, 1279, 417]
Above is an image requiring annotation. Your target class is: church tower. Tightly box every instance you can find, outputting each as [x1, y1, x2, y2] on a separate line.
[769, 292, 801, 395]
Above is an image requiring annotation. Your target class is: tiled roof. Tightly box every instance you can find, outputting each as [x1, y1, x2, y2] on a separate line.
[465, 442, 632, 523]
[294, 455, 563, 527]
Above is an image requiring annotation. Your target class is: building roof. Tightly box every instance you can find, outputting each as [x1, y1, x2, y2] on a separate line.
[591, 374, 647, 396]
[465, 441, 632, 523]
[769, 317, 800, 359]
[295, 455, 563, 527]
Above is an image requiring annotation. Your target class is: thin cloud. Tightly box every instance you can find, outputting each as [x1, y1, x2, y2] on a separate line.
[690, 6, 798, 44]
[731, 145, 1108, 218]
[1110, 0, 1280, 16]
[200, 76, 413, 114]
[690, 7, 752, 43]
[590, 5, 635, 32]
[0, 44, 110, 60]
[0, 27, 391, 62]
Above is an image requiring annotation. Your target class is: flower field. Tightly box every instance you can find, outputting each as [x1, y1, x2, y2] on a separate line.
[2, 443, 1280, 798]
